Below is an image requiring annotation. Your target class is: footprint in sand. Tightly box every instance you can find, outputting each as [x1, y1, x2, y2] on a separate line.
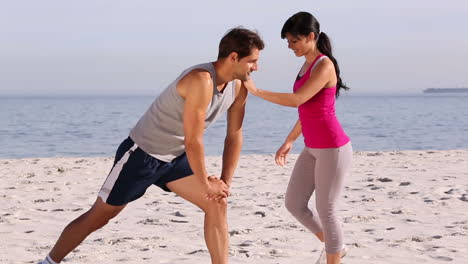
[33, 198, 55, 203]
[171, 211, 186, 217]
[238, 240, 255, 247]
[106, 237, 134, 245]
[411, 236, 425, 242]
[187, 249, 207, 255]
[459, 194, 468, 202]
[361, 197, 376, 202]
[377, 177, 393, 183]
[170, 219, 189, 223]
[430, 255, 453, 261]
[254, 211, 266, 217]
[344, 215, 378, 223]
[145, 200, 160, 206]
[229, 229, 252, 236]
[269, 249, 286, 257]
[137, 218, 168, 226]
[237, 249, 250, 257]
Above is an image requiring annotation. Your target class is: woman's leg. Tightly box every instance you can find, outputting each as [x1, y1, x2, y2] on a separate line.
[285, 148, 324, 237]
[313, 143, 352, 257]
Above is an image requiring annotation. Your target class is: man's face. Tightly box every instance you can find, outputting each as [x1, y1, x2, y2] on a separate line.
[234, 48, 259, 81]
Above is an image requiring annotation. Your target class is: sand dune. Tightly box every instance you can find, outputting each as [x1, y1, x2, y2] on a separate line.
[1, 150, 467, 263]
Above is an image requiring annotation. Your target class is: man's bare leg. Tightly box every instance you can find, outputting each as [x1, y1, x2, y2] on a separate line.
[47, 197, 126, 262]
[167, 176, 228, 264]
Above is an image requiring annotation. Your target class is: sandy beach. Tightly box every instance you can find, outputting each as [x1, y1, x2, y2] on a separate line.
[1, 150, 467, 264]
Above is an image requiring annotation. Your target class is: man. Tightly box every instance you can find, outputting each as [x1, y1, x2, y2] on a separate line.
[40, 27, 264, 264]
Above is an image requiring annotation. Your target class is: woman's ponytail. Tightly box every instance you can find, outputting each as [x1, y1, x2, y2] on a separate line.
[316, 32, 349, 97]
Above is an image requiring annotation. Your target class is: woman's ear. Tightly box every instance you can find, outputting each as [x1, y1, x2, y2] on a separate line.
[308, 32, 316, 41]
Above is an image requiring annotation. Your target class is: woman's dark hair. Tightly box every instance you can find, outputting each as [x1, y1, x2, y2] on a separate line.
[218, 27, 265, 60]
[281, 12, 349, 97]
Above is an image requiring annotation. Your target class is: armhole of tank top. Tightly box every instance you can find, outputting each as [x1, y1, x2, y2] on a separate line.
[232, 80, 237, 95]
[309, 56, 328, 76]
[174, 65, 214, 101]
[186, 65, 216, 93]
[197, 65, 217, 94]
[312, 56, 337, 89]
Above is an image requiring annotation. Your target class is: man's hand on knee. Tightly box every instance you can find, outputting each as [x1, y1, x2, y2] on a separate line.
[206, 176, 230, 200]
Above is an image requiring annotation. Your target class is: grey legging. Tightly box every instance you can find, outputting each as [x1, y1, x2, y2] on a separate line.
[285, 142, 352, 253]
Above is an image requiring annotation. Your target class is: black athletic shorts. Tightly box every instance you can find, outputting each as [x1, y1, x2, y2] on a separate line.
[98, 137, 193, 206]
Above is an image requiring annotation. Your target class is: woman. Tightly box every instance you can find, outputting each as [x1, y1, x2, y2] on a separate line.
[243, 12, 352, 264]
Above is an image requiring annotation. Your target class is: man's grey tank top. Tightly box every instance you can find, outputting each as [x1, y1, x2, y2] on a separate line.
[129, 62, 237, 162]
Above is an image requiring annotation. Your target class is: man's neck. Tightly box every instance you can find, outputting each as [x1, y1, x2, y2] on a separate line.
[212, 60, 233, 86]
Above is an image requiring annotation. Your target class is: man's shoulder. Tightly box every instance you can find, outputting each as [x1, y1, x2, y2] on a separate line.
[182, 69, 213, 86]
[177, 68, 213, 99]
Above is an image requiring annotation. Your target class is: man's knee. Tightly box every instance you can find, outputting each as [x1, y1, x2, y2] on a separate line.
[84, 203, 124, 230]
[202, 198, 228, 215]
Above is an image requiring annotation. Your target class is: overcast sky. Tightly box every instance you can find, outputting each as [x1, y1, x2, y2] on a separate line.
[1, 0, 467, 96]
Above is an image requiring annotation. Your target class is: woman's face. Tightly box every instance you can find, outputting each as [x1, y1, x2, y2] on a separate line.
[284, 32, 314, 57]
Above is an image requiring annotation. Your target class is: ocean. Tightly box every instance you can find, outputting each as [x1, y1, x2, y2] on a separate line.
[1, 94, 467, 159]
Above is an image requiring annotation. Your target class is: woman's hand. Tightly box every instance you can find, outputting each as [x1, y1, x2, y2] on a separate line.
[242, 78, 259, 95]
[275, 141, 293, 167]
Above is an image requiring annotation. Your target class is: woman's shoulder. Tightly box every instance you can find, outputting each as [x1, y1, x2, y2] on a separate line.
[311, 55, 334, 75]
[317, 55, 334, 67]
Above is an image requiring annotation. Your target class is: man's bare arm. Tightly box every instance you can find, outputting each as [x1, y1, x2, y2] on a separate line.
[180, 70, 228, 197]
[221, 80, 248, 187]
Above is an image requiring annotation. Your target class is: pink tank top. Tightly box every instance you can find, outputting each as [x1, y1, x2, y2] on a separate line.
[293, 54, 350, 148]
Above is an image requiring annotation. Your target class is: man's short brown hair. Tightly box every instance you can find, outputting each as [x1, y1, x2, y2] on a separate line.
[217, 27, 265, 60]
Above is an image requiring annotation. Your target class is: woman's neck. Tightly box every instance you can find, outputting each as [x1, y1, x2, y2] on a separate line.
[304, 48, 321, 63]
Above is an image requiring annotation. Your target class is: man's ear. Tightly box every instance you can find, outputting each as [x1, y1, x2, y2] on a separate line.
[228, 52, 239, 63]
